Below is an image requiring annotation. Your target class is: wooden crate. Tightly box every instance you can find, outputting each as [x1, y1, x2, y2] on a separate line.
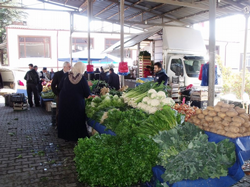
[45, 101, 52, 112]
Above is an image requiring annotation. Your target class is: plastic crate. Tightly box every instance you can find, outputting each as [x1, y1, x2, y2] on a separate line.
[10, 93, 26, 103]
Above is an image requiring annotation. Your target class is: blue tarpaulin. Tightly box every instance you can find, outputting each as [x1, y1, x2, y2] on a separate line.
[87, 119, 247, 187]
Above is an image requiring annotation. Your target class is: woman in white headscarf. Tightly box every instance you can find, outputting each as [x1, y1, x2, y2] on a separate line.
[58, 62, 91, 141]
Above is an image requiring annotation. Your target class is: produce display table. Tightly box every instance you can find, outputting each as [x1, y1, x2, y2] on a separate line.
[87, 119, 247, 187]
[40, 97, 54, 107]
[152, 131, 248, 187]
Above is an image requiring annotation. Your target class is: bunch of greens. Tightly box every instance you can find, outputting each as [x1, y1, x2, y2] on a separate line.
[133, 105, 185, 138]
[121, 82, 167, 105]
[74, 134, 160, 187]
[109, 89, 123, 97]
[153, 123, 236, 184]
[89, 80, 99, 92]
[103, 108, 149, 137]
[86, 95, 126, 119]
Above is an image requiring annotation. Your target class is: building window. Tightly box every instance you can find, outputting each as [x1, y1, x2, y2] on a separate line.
[72, 38, 94, 52]
[19, 36, 51, 58]
[105, 38, 119, 50]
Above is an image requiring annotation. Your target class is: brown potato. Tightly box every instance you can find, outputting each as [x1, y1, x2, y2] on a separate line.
[222, 120, 230, 126]
[198, 114, 205, 119]
[224, 116, 232, 122]
[216, 124, 224, 130]
[196, 109, 202, 114]
[203, 127, 210, 131]
[218, 112, 227, 119]
[187, 119, 193, 123]
[209, 128, 217, 133]
[203, 122, 209, 127]
[224, 126, 230, 131]
[232, 116, 245, 124]
[226, 110, 238, 117]
[208, 111, 217, 117]
[229, 104, 235, 108]
[221, 107, 229, 113]
[240, 113, 249, 120]
[205, 116, 213, 122]
[193, 118, 201, 125]
[236, 108, 246, 114]
[216, 101, 224, 106]
[225, 132, 238, 138]
[222, 103, 230, 108]
[202, 109, 208, 115]
[213, 116, 222, 122]
[217, 129, 226, 135]
[243, 122, 250, 128]
[228, 126, 240, 133]
[239, 127, 246, 134]
[230, 121, 242, 127]
[207, 106, 215, 111]
[214, 106, 221, 112]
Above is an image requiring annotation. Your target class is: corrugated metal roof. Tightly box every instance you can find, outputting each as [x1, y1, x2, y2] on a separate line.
[37, 0, 249, 31]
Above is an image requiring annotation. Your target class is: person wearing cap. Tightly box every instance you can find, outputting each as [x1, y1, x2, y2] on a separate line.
[24, 64, 40, 107]
[57, 62, 91, 141]
[40, 67, 50, 82]
[108, 68, 120, 90]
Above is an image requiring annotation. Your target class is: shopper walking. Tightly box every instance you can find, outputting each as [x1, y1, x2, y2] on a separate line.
[24, 64, 40, 107]
[58, 62, 91, 141]
[51, 61, 71, 127]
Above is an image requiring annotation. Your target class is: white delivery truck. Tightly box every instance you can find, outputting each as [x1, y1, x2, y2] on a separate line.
[162, 26, 222, 92]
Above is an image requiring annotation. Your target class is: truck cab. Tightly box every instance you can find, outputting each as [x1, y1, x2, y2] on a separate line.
[162, 26, 222, 92]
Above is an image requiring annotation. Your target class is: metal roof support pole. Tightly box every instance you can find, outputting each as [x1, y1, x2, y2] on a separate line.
[88, 0, 92, 81]
[137, 43, 140, 77]
[241, 11, 249, 108]
[208, 0, 216, 106]
[152, 41, 155, 62]
[120, 0, 125, 87]
[70, 12, 73, 66]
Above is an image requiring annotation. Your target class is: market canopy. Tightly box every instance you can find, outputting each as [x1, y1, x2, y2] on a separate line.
[37, 0, 248, 31]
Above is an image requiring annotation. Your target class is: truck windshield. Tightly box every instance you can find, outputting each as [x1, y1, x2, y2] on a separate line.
[184, 59, 205, 77]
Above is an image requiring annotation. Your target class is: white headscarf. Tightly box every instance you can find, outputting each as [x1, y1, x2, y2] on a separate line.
[71, 62, 86, 77]
[68, 62, 86, 84]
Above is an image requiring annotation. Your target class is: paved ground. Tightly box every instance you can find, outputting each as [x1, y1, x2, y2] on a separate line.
[0, 95, 250, 187]
[0, 96, 86, 187]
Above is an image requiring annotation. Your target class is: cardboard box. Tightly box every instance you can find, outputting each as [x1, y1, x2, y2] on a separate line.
[45, 101, 52, 112]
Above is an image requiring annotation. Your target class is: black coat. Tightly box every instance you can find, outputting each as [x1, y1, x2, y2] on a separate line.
[24, 69, 39, 85]
[108, 72, 120, 90]
[154, 70, 168, 85]
[58, 75, 91, 141]
[51, 70, 66, 96]
[100, 71, 108, 83]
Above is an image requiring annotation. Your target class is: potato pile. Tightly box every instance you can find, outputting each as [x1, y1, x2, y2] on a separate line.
[188, 101, 250, 138]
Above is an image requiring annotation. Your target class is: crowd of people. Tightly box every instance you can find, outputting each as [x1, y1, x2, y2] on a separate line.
[24, 61, 168, 142]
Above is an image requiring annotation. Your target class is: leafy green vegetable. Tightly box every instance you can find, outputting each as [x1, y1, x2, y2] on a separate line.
[153, 123, 236, 184]
[133, 106, 185, 137]
[74, 134, 159, 187]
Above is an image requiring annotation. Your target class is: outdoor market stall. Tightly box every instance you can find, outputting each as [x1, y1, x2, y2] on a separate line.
[73, 82, 250, 187]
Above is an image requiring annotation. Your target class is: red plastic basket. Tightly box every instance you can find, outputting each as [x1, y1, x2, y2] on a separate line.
[118, 62, 128, 73]
[87, 64, 94, 72]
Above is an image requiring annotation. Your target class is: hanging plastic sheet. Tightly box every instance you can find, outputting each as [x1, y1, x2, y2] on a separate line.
[152, 131, 248, 187]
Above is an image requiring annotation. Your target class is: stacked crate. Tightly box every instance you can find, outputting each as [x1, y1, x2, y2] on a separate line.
[138, 56, 151, 78]
[11, 93, 28, 111]
[190, 90, 208, 109]
[169, 83, 181, 103]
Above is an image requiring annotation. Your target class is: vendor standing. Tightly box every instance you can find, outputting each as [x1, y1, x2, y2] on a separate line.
[154, 62, 168, 85]
[108, 68, 120, 90]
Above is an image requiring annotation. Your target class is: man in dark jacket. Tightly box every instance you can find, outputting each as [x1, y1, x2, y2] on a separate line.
[154, 62, 168, 85]
[24, 64, 40, 107]
[99, 67, 108, 83]
[108, 68, 120, 90]
[51, 61, 71, 127]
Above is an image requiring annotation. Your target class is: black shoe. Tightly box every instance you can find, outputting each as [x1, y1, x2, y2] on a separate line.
[36, 105, 41, 107]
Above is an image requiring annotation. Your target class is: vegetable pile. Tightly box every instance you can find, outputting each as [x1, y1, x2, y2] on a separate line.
[153, 123, 236, 184]
[172, 104, 197, 122]
[74, 134, 159, 187]
[136, 89, 175, 114]
[121, 82, 167, 107]
[189, 101, 250, 138]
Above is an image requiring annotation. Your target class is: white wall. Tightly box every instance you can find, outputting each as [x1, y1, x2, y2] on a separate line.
[7, 28, 58, 71]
